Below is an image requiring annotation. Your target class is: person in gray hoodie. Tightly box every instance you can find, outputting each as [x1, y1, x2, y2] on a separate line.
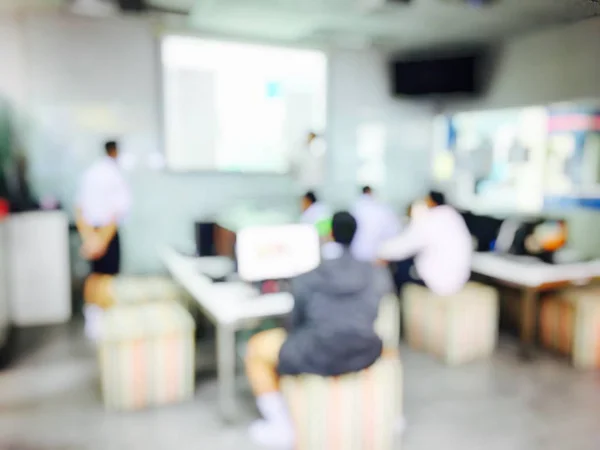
[245, 211, 393, 448]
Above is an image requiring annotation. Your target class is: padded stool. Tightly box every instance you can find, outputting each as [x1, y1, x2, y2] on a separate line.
[375, 293, 401, 350]
[98, 301, 195, 410]
[402, 282, 499, 365]
[539, 287, 600, 369]
[84, 274, 186, 309]
[281, 355, 401, 450]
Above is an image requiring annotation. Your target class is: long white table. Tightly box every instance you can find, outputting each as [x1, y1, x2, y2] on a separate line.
[161, 246, 294, 422]
[471, 253, 600, 357]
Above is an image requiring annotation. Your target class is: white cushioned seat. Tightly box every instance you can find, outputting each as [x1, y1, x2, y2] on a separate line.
[98, 301, 195, 410]
[402, 282, 499, 365]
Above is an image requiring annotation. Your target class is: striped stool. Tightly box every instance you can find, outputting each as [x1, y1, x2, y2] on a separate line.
[281, 354, 401, 450]
[375, 293, 401, 350]
[402, 282, 499, 365]
[84, 274, 186, 309]
[98, 301, 195, 410]
[539, 287, 600, 369]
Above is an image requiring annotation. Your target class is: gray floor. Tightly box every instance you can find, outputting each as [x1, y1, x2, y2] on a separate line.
[1, 324, 599, 450]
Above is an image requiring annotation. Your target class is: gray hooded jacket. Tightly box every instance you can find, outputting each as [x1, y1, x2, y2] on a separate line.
[278, 249, 393, 377]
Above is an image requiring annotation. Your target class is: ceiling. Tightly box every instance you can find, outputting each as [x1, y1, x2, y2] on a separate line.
[154, 0, 600, 50]
[0, 0, 64, 12]
[1, 0, 599, 50]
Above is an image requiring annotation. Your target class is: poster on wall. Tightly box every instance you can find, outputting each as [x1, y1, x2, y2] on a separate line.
[546, 105, 600, 194]
[435, 107, 548, 213]
[436, 101, 600, 213]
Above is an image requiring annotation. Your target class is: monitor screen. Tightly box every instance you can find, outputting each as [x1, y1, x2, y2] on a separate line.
[391, 54, 482, 96]
[236, 224, 320, 282]
[161, 35, 327, 173]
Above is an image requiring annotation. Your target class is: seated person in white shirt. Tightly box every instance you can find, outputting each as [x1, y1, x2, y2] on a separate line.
[389, 203, 422, 293]
[300, 191, 330, 235]
[378, 191, 472, 296]
[76, 140, 132, 341]
[351, 186, 401, 262]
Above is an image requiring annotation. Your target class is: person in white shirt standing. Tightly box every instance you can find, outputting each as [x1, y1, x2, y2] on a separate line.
[76, 141, 132, 341]
[378, 191, 471, 296]
[351, 186, 401, 262]
[76, 140, 131, 275]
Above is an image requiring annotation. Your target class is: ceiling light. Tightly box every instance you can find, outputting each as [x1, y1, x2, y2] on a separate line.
[69, 0, 117, 17]
[439, 0, 498, 6]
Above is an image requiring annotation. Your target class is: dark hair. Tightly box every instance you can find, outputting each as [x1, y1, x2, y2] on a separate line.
[304, 191, 317, 204]
[362, 186, 372, 195]
[429, 190, 446, 206]
[331, 211, 357, 246]
[104, 141, 118, 154]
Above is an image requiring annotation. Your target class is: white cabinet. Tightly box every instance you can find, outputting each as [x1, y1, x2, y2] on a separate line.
[7, 211, 71, 326]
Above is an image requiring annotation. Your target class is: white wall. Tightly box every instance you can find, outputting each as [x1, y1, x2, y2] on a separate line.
[327, 49, 433, 208]
[0, 16, 26, 112]
[0, 13, 433, 272]
[446, 17, 600, 112]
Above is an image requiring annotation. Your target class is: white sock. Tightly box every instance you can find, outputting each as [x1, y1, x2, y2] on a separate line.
[395, 416, 406, 435]
[249, 420, 294, 449]
[249, 392, 294, 448]
[84, 305, 104, 343]
[256, 392, 292, 426]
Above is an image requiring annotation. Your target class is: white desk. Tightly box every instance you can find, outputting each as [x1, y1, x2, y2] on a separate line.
[161, 246, 293, 422]
[471, 253, 600, 288]
[471, 253, 600, 357]
[215, 208, 296, 233]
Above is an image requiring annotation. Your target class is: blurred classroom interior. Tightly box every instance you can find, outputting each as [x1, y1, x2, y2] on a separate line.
[2, 0, 600, 449]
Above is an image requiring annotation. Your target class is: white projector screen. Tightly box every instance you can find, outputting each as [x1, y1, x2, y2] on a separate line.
[161, 35, 327, 173]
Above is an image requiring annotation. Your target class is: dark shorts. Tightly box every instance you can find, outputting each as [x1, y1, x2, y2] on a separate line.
[91, 231, 120, 275]
[391, 257, 425, 293]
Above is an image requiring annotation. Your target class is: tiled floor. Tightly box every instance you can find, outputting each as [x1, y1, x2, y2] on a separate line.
[1, 323, 599, 450]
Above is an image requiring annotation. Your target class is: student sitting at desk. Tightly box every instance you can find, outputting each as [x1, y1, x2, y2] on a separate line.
[378, 191, 471, 296]
[299, 191, 331, 237]
[351, 185, 402, 262]
[245, 212, 393, 448]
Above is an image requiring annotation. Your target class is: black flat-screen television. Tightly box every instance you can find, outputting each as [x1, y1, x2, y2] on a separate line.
[389, 51, 486, 97]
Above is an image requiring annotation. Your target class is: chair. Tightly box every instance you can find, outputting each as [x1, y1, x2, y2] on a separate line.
[98, 301, 195, 410]
[281, 353, 401, 450]
[375, 293, 401, 350]
[281, 294, 402, 450]
[402, 282, 499, 365]
[84, 273, 197, 410]
[84, 274, 187, 309]
[539, 287, 600, 369]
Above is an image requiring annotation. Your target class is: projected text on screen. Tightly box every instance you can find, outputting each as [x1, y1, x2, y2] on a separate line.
[161, 36, 327, 173]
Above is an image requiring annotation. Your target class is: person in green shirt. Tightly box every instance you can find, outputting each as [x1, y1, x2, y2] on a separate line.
[300, 191, 331, 237]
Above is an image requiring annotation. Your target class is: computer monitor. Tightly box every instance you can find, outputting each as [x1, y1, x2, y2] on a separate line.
[235, 224, 321, 283]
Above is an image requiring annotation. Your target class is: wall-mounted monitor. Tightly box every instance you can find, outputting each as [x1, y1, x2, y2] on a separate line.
[389, 50, 487, 97]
